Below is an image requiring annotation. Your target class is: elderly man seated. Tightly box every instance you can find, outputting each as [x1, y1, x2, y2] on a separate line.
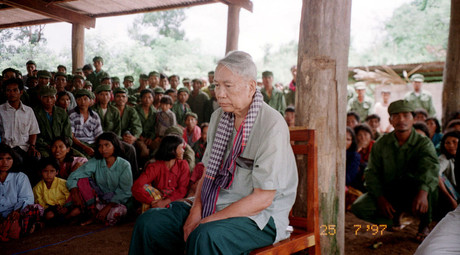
[129, 51, 298, 254]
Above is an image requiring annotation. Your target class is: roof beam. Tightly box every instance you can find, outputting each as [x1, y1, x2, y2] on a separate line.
[219, 0, 253, 12]
[1, 0, 95, 28]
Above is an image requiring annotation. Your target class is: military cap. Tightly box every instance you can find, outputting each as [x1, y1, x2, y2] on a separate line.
[139, 74, 149, 81]
[124, 75, 134, 82]
[381, 87, 391, 93]
[113, 87, 128, 95]
[149, 71, 160, 77]
[82, 64, 93, 71]
[182, 78, 191, 83]
[54, 72, 67, 79]
[26, 60, 36, 66]
[388, 100, 415, 115]
[410, 74, 424, 82]
[262, 71, 273, 77]
[75, 89, 93, 99]
[37, 70, 51, 78]
[354, 82, 366, 90]
[112, 76, 120, 83]
[39, 86, 57, 97]
[185, 112, 198, 120]
[208, 84, 216, 90]
[100, 74, 111, 81]
[165, 126, 183, 136]
[208, 71, 215, 75]
[95, 84, 112, 94]
[93, 56, 103, 63]
[177, 87, 190, 94]
[75, 68, 83, 73]
[57, 65, 66, 70]
[192, 78, 203, 84]
[84, 80, 93, 86]
[154, 87, 165, 94]
[73, 74, 85, 81]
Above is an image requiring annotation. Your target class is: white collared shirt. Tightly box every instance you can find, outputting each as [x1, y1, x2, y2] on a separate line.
[0, 101, 40, 151]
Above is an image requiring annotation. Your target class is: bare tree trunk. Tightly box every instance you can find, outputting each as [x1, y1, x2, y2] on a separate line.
[295, 0, 352, 254]
[71, 23, 85, 73]
[442, 0, 460, 128]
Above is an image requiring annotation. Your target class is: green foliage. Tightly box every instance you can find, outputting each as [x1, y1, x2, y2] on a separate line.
[258, 40, 298, 84]
[350, 0, 450, 66]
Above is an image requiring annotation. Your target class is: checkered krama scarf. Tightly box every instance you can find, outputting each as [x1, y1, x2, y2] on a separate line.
[201, 90, 263, 218]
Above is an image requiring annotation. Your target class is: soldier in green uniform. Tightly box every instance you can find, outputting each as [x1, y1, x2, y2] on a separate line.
[351, 100, 439, 240]
[404, 74, 436, 117]
[148, 71, 160, 89]
[113, 87, 143, 144]
[172, 87, 192, 127]
[91, 84, 121, 136]
[29, 70, 52, 107]
[135, 89, 157, 165]
[86, 56, 109, 92]
[260, 71, 286, 116]
[34, 86, 72, 158]
[187, 79, 209, 124]
[347, 82, 373, 122]
[123, 75, 136, 96]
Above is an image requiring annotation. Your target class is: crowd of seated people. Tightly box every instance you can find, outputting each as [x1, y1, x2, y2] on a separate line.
[346, 77, 460, 243]
[0, 56, 297, 241]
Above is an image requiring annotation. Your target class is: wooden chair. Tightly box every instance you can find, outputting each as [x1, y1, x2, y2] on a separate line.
[250, 127, 320, 255]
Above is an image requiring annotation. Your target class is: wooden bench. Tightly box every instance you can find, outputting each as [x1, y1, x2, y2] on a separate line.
[251, 127, 320, 255]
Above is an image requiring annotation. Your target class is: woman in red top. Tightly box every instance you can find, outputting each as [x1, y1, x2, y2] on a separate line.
[132, 135, 190, 209]
[355, 124, 375, 164]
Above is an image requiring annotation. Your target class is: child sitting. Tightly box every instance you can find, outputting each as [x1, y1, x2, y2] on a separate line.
[192, 122, 208, 163]
[182, 112, 201, 146]
[33, 158, 80, 224]
[155, 95, 177, 138]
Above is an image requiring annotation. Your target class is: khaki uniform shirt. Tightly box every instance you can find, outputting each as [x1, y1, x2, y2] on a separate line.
[347, 96, 373, 121]
[404, 91, 436, 117]
[260, 86, 287, 116]
[91, 104, 121, 136]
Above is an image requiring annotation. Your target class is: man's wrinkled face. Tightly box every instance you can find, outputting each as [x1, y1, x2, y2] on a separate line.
[390, 112, 414, 132]
[74, 78, 84, 90]
[214, 65, 256, 114]
[356, 89, 365, 98]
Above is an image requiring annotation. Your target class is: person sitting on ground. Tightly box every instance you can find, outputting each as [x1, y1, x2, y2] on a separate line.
[182, 112, 201, 146]
[347, 111, 360, 128]
[66, 132, 133, 226]
[135, 89, 157, 165]
[113, 88, 142, 145]
[51, 137, 88, 180]
[91, 84, 121, 136]
[365, 114, 381, 140]
[436, 131, 460, 218]
[34, 86, 72, 158]
[425, 117, 443, 149]
[351, 100, 439, 242]
[129, 51, 298, 255]
[353, 124, 374, 192]
[155, 95, 177, 138]
[162, 126, 196, 172]
[345, 127, 362, 210]
[172, 87, 192, 127]
[414, 109, 429, 122]
[414, 122, 431, 137]
[0, 144, 42, 241]
[132, 135, 190, 212]
[71, 75, 85, 94]
[69, 89, 103, 158]
[192, 123, 208, 163]
[33, 157, 79, 225]
[54, 72, 76, 111]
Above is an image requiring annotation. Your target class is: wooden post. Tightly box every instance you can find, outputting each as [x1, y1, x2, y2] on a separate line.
[225, 4, 240, 54]
[295, 0, 352, 254]
[442, 0, 460, 128]
[72, 23, 85, 73]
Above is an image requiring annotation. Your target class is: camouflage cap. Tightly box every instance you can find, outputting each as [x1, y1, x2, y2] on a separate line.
[124, 75, 134, 82]
[177, 87, 190, 94]
[94, 84, 112, 94]
[388, 100, 415, 115]
[73, 74, 85, 81]
[37, 70, 51, 78]
[154, 87, 165, 94]
[410, 74, 424, 82]
[39, 86, 57, 97]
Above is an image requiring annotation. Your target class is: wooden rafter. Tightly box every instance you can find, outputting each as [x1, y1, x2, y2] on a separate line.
[0, 0, 95, 28]
[219, 0, 253, 12]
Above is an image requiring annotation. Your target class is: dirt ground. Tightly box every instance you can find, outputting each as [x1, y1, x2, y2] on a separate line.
[2, 212, 427, 255]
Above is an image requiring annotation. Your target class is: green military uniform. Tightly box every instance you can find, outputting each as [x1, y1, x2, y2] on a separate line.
[351, 128, 439, 226]
[404, 91, 436, 117]
[34, 105, 72, 158]
[135, 104, 157, 140]
[347, 96, 373, 122]
[91, 104, 121, 136]
[171, 101, 192, 127]
[120, 105, 143, 138]
[187, 91, 209, 124]
[260, 86, 287, 116]
[86, 70, 109, 92]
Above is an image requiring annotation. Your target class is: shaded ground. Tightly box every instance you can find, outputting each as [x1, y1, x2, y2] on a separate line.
[2, 212, 428, 255]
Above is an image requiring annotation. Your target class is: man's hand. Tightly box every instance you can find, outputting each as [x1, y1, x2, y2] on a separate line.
[145, 138, 153, 146]
[123, 134, 137, 144]
[83, 146, 94, 157]
[412, 190, 429, 215]
[183, 206, 202, 241]
[377, 196, 395, 219]
[71, 188, 84, 208]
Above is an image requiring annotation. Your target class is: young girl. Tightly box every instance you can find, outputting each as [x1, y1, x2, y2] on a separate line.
[182, 112, 201, 146]
[66, 132, 133, 226]
[0, 144, 42, 241]
[437, 131, 460, 218]
[132, 135, 190, 212]
[345, 127, 362, 210]
[155, 95, 177, 138]
[51, 137, 88, 179]
[56, 91, 72, 113]
[33, 158, 79, 224]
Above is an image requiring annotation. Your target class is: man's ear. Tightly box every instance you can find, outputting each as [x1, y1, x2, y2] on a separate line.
[248, 80, 257, 95]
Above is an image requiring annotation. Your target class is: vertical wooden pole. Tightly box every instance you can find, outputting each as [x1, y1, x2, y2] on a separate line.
[442, 0, 460, 128]
[225, 4, 240, 54]
[72, 23, 85, 73]
[295, 0, 351, 254]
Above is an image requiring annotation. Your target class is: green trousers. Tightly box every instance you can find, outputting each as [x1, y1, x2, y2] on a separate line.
[129, 202, 276, 255]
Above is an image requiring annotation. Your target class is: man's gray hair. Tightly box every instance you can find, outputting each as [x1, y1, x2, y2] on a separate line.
[217, 51, 257, 81]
